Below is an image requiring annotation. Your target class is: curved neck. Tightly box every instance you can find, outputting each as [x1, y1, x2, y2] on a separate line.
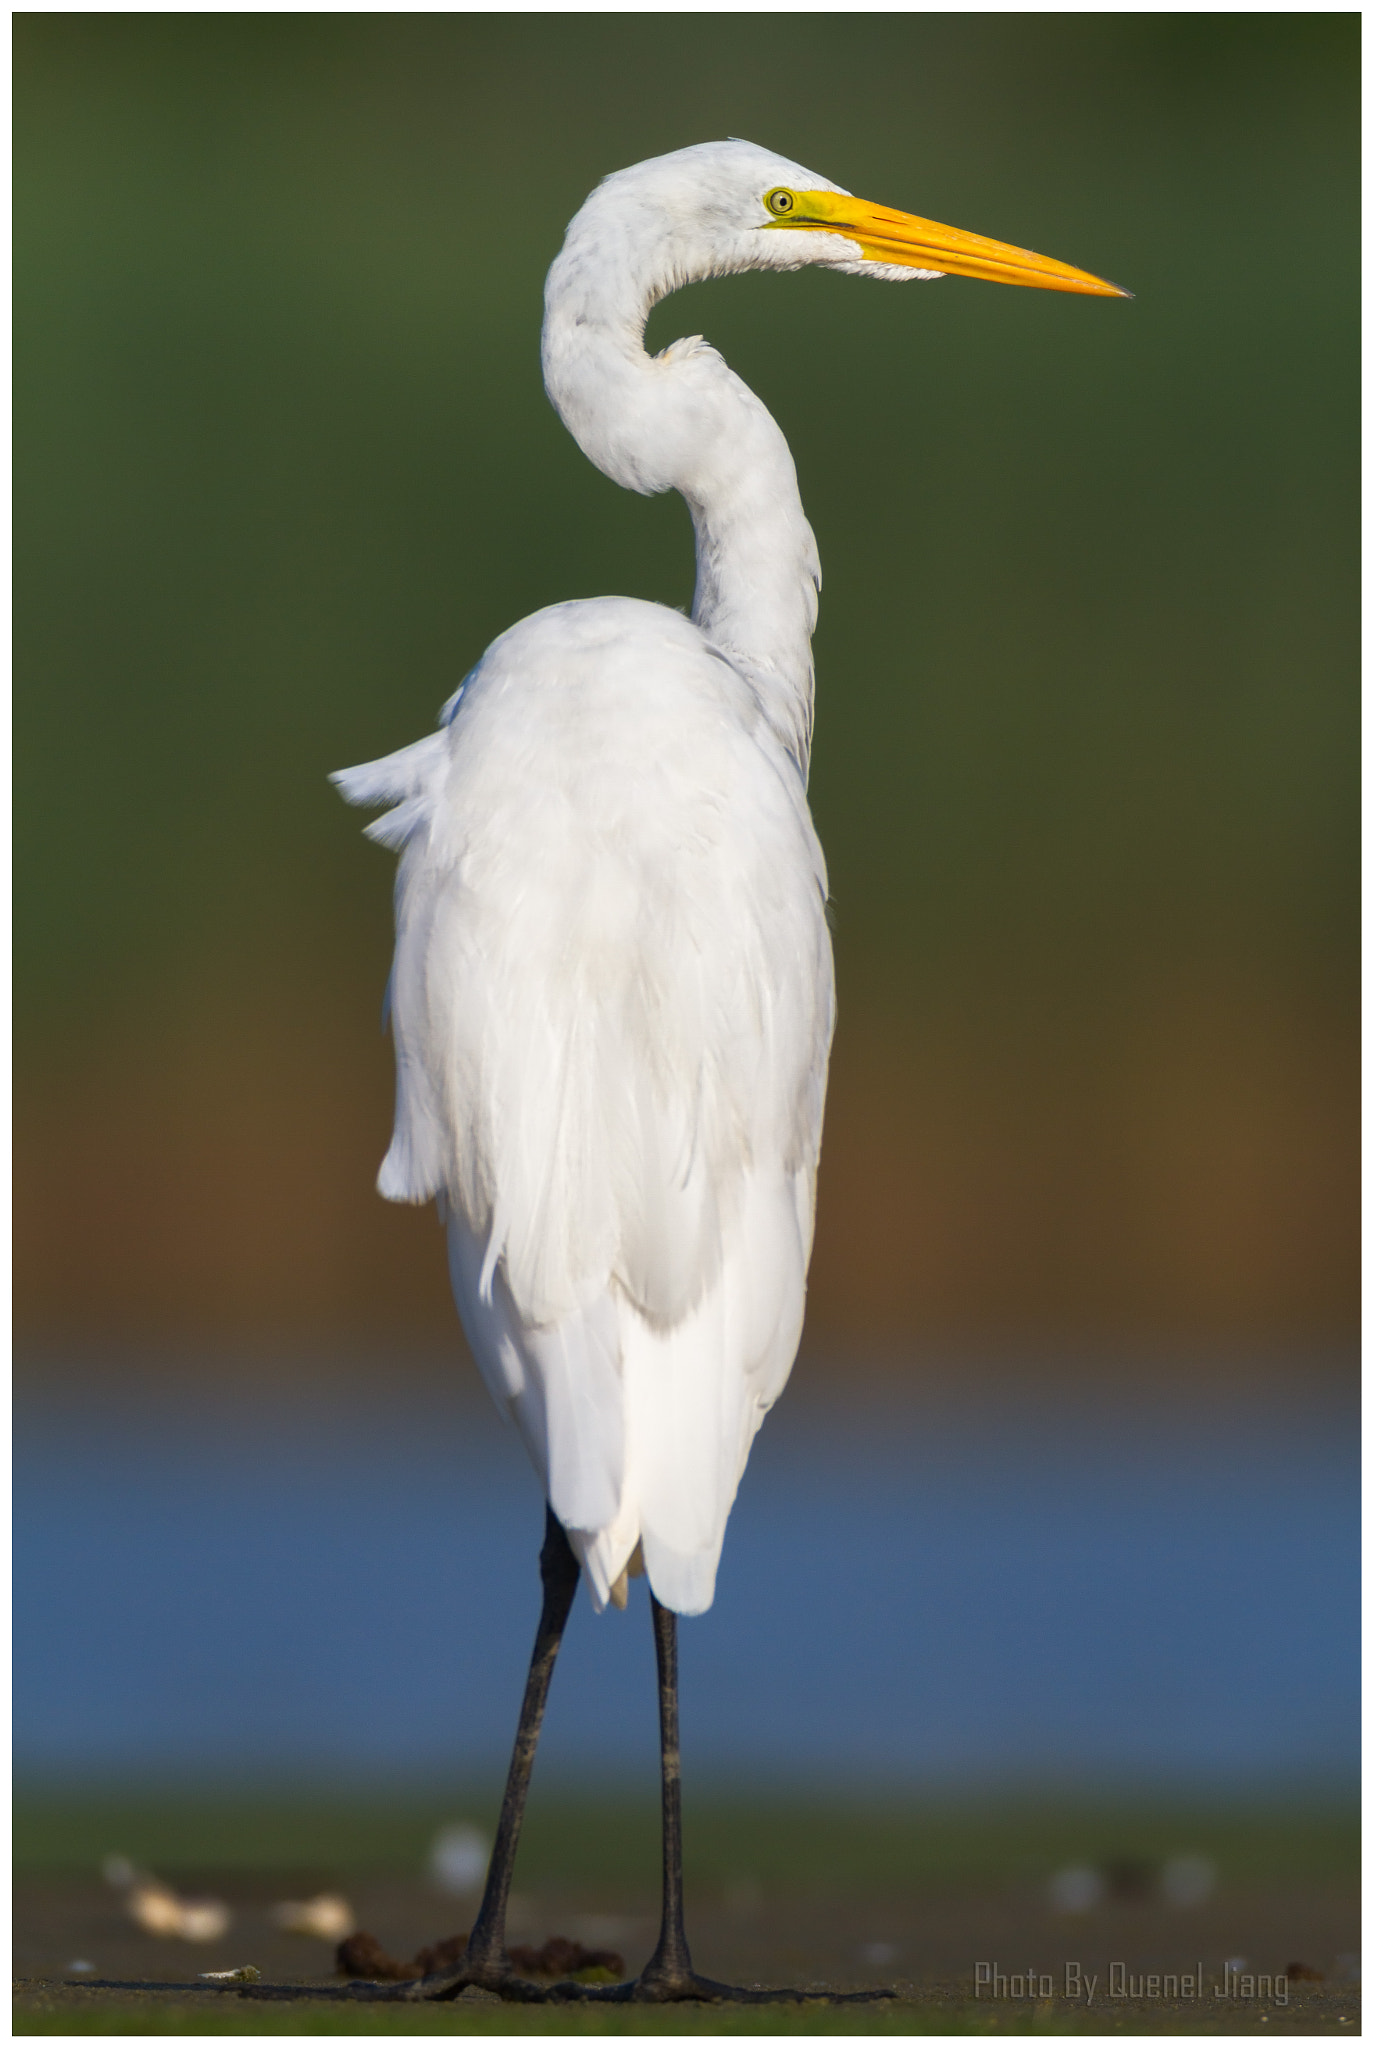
[541, 235, 820, 775]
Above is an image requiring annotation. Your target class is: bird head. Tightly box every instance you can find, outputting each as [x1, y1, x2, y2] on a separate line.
[583, 138, 1130, 301]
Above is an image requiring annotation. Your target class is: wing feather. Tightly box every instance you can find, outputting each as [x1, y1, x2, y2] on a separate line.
[337, 597, 833, 1613]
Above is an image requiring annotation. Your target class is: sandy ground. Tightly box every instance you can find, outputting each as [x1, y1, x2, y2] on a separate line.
[14, 1874, 1360, 2033]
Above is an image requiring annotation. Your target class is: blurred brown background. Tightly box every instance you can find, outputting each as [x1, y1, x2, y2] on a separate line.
[15, 15, 1357, 1362]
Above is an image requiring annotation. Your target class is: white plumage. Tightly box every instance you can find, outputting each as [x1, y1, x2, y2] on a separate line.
[336, 595, 830, 1615]
[336, 140, 1125, 1620]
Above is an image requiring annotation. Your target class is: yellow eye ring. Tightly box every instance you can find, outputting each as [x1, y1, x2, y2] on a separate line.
[764, 189, 797, 218]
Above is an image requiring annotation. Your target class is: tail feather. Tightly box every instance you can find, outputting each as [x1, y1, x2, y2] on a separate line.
[446, 1168, 809, 1618]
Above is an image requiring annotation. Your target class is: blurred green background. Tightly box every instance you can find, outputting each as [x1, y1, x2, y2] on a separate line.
[15, 14, 1357, 1357]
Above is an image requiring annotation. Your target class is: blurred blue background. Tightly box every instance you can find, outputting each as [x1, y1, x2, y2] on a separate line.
[15, 1363, 1357, 1789]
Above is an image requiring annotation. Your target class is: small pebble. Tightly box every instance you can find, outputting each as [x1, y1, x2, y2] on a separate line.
[1048, 1865, 1104, 1914]
[429, 1822, 489, 1895]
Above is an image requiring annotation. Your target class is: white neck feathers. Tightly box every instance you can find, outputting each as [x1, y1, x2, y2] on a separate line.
[541, 210, 820, 774]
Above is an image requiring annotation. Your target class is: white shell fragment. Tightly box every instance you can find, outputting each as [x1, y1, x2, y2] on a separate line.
[102, 1854, 231, 1941]
[129, 1882, 232, 1942]
[199, 1965, 262, 1983]
[269, 1893, 356, 1940]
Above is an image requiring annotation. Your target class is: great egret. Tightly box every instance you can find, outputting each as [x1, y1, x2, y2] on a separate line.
[336, 139, 1126, 2004]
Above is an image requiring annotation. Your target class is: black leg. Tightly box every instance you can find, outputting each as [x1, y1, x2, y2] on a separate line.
[624, 1589, 751, 2003]
[636, 1593, 697, 1994]
[421, 1505, 579, 1998]
[241, 1539, 899, 2009]
[616, 1587, 895, 2005]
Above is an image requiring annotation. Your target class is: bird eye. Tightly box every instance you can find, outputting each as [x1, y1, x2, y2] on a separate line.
[765, 189, 796, 217]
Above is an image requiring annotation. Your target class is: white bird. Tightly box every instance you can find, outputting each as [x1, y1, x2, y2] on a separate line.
[336, 139, 1125, 2005]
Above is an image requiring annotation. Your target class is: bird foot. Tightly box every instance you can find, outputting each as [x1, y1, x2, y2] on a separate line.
[408, 1962, 553, 2003]
[411, 1968, 896, 2006]
[238, 1969, 897, 2008]
[621, 1971, 777, 2004]
[612, 1973, 897, 2005]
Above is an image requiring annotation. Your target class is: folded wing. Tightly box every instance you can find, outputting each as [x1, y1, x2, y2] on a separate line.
[335, 597, 834, 1613]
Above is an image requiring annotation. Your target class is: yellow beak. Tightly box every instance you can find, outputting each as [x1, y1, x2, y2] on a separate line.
[771, 190, 1131, 299]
